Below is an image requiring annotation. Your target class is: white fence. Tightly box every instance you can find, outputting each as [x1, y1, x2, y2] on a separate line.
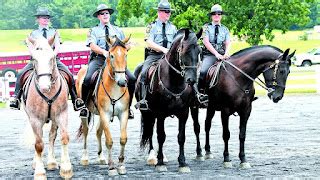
[0, 77, 16, 102]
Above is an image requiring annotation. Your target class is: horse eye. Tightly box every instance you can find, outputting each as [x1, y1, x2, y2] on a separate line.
[110, 55, 114, 60]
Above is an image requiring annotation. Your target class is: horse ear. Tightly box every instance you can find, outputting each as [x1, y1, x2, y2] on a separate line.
[48, 31, 56, 46]
[280, 48, 290, 60]
[107, 35, 116, 46]
[196, 28, 203, 39]
[122, 34, 131, 44]
[289, 50, 296, 58]
[184, 29, 190, 40]
[26, 36, 35, 52]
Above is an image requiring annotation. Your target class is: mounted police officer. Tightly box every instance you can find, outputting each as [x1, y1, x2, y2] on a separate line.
[79, 4, 136, 118]
[199, 4, 231, 91]
[10, 7, 85, 111]
[135, 0, 177, 110]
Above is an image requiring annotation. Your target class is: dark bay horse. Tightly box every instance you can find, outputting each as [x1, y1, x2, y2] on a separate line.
[76, 36, 131, 176]
[135, 28, 202, 173]
[191, 45, 295, 168]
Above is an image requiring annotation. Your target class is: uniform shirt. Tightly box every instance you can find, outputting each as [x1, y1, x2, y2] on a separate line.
[30, 26, 61, 48]
[202, 23, 230, 54]
[144, 19, 177, 49]
[86, 22, 125, 51]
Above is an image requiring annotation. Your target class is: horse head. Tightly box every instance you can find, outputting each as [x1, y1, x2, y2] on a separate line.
[168, 28, 202, 85]
[26, 35, 56, 93]
[106, 35, 130, 87]
[263, 48, 295, 103]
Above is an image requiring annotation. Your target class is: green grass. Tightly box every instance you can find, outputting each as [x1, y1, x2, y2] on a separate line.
[0, 102, 6, 108]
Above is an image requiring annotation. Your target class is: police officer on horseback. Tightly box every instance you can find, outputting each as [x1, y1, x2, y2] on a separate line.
[199, 4, 231, 91]
[79, 4, 136, 118]
[10, 7, 85, 111]
[135, 0, 177, 111]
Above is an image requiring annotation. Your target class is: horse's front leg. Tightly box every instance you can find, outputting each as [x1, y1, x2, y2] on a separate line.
[117, 109, 129, 175]
[100, 111, 117, 176]
[155, 117, 167, 172]
[221, 111, 232, 168]
[190, 106, 204, 161]
[58, 112, 73, 179]
[47, 121, 58, 170]
[238, 107, 252, 169]
[30, 118, 46, 179]
[204, 105, 215, 159]
[96, 119, 106, 164]
[80, 114, 90, 166]
[177, 112, 191, 173]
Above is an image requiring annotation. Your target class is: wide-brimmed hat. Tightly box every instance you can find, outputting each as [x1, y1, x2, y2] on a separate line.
[153, 0, 175, 11]
[208, 4, 226, 16]
[93, 4, 114, 17]
[34, 7, 51, 17]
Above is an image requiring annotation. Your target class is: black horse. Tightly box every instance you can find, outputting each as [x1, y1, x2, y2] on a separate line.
[191, 45, 295, 168]
[135, 28, 202, 173]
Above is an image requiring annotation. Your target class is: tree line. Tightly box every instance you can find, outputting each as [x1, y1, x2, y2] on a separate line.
[0, 0, 319, 45]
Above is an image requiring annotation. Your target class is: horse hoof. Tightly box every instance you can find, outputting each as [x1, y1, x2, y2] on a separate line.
[97, 158, 106, 165]
[205, 152, 213, 159]
[163, 154, 168, 163]
[155, 165, 167, 172]
[108, 169, 119, 176]
[34, 173, 46, 180]
[80, 159, 89, 166]
[47, 162, 59, 170]
[147, 158, 157, 166]
[60, 168, 73, 179]
[117, 165, 127, 175]
[239, 162, 251, 169]
[195, 155, 205, 161]
[178, 166, 191, 173]
[223, 161, 233, 168]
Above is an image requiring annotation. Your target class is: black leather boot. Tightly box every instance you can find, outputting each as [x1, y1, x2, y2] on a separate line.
[134, 82, 149, 111]
[70, 84, 85, 111]
[79, 84, 90, 118]
[128, 81, 135, 119]
[9, 90, 22, 110]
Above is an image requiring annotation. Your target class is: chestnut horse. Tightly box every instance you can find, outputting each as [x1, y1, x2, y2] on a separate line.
[22, 36, 72, 179]
[76, 36, 130, 176]
[191, 45, 295, 168]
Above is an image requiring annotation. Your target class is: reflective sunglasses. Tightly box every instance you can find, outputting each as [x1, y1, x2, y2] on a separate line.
[99, 12, 110, 15]
[38, 16, 50, 19]
[212, 12, 222, 16]
[161, 10, 171, 14]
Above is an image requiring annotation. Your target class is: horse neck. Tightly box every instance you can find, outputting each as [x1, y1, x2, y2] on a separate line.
[163, 50, 184, 84]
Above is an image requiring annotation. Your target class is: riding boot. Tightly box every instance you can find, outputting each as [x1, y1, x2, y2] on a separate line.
[70, 84, 85, 111]
[79, 84, 90, 118]
[128, 82, 134, 119]
[194, 81, 209, 108]
[9, 89, 22, 110]
[134, 82, 149, 111]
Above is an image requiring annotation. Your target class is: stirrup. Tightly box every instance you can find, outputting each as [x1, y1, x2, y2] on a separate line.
[79, 108, 89, 118]
[9, 99, 21, 110]
[134, 100, 149, 111]
[197, 93, 209, 108]
[74, 98, 86, 111]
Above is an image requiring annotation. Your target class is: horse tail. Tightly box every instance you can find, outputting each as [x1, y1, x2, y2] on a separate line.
[140, 114, 155, 150]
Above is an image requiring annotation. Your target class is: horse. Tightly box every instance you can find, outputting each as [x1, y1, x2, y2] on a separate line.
[190, 45, 295, 168]
[136, 28, 202, 173]
[76, 35, 131, 176]
[22, 36, 73, 179]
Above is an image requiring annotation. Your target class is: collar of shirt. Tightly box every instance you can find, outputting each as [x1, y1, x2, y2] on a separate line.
[99, 22, 112, 28]
[212, 23, 221, 27]
[38, 25, 49, 30]
[156, 19, 168, 26]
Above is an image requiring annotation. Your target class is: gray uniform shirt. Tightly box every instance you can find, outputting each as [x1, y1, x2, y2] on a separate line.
[202, 23, 230, 54]
[86, 22, 125, 51]
[30, 26, 61, 48]
[144, 19, 177, 49]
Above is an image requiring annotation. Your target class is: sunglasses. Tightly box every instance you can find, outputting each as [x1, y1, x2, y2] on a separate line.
[212, 13, 222, 16]
[38, 16, 50, 19]
[160, 10, 171, 14]
[99, 12, 110, 15]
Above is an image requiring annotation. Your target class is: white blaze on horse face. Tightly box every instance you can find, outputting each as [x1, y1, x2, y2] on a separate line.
[33, 50, 54, 92]
[113, 48, 127, 87]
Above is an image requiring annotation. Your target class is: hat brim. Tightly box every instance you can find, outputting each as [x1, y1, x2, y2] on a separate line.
[208, 11, 226, 16]
[153, 7, 175, 11]
[93, 8, 114, 17]
[34, 14, 51, 17]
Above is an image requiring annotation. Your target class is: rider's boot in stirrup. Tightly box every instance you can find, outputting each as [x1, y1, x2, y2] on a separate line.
[70, 84, 85, 111]
[135, 83, 149, 111]
[9, 90, 22, 110]
[79, 84, 89, 118]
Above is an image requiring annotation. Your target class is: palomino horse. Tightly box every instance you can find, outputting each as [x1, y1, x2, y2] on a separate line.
[76, 36, 130, 176]
[22, 36, 73, 179]
[191, 45, 295, 168]
[136, 28, 202, 173]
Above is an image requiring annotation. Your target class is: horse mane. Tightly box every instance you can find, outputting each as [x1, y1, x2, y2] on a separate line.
[231, 45, 283, 58]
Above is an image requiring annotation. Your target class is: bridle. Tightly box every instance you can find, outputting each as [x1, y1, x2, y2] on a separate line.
[262, 58, 287, 89]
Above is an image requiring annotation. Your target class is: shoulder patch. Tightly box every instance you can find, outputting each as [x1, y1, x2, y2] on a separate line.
[87, 28, 92, 38]
[146, 23, 153, 34]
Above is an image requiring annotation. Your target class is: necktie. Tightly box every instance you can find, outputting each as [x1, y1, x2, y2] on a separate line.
[105, 25, 109, 50]
[214, 25, 219, 44]
[42, 28, 47, 39]
[162, 23, 168, 48]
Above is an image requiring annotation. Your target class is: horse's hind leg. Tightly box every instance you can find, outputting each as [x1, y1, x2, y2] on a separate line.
[47, 121, 58, 170]
[204, 108, 215, 159]
[80, 115, 90, 166]
[177, 114, 191, 173]
[155, 118, 167, 172]
[238, 108, 252, 169]
[58, 114, 73, 178]
[30, 118, 46, 179]
[96, 119, 106, 164]
[191, 106, 204, 161]
[221, 111, 232, 168]
[117, 113, 128, 175]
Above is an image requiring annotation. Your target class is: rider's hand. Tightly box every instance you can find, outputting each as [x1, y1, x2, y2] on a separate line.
[215, 53, 223, 60]
[102, 50, 109, 58]
[162, 47, 169, 54]
[222, 53, 230, 60]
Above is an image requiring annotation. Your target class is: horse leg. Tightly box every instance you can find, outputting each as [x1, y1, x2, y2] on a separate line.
[204, 108, 215, 159]
[239, 108, 252, 169]
[146, 115, 157, 166]
[117, 112, 128, 175]
[221, 111, 232, 168]
[58, 114, 73, 179]
[190, 106, 204, 161]
[96, 119, 106, 164]
[80, 116, 90, 166]
[47, 121, 58, 170]
[178, 113, 191, 173]
[155, 118, 167, 172]
[30, 119, 46, 179]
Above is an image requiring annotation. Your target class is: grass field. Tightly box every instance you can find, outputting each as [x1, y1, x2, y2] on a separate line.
[0, 28, 319, 94]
